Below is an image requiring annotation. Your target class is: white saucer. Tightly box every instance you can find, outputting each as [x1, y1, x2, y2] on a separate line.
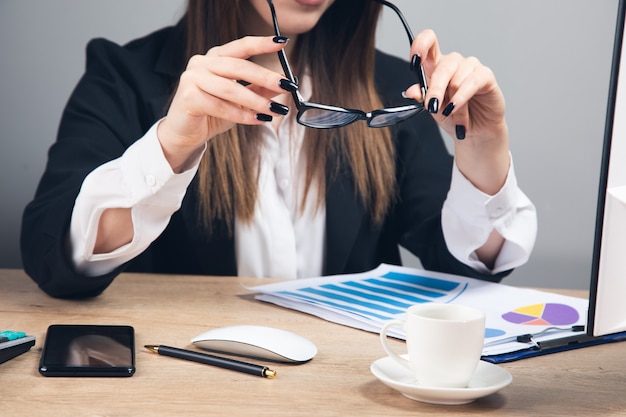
[370, 355, 512, 405]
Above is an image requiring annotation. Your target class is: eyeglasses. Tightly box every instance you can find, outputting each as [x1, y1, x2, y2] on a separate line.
[266, 0, 427, 129]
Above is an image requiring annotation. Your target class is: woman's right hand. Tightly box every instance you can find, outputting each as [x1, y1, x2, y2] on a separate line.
[157, 35, 297, 172]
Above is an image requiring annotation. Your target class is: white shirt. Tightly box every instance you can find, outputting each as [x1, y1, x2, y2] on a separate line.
[70, 121, 536, 279]
[234, 118, 325, 279]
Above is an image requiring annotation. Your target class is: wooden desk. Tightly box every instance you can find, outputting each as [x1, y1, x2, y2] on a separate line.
[1, 269, 625, 416]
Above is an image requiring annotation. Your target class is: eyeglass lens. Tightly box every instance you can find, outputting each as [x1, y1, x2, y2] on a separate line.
[299, 109, 361, 128]
[369, 107, 424, 128]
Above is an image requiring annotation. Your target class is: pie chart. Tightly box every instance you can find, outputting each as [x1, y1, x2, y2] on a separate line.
[502, 303, 579, 326]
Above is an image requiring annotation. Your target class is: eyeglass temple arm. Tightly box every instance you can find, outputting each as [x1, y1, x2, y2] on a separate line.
[372, 0, 427, 95]
[266, 0, 305, 105]
[372, 0, 414, 43]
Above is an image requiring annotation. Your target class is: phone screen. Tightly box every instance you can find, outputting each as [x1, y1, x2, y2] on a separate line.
[39, 324, 135, 377]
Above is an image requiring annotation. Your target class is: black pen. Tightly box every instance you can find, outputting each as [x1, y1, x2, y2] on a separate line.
[144, 345, 277, 378]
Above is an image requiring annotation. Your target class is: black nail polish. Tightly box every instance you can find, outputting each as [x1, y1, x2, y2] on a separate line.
[273, 36, 289, 44]
[279, 78, 298, 92]
[410, 54, 421, 72]
[455, 125, 466, 140]
[256, 113, 273, 122]
[269, 102, 289, 116]
[442, 102, 455, 117]
[428, 97, 439, 114]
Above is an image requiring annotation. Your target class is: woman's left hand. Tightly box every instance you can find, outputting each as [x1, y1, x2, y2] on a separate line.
[405, 29, 510, 196]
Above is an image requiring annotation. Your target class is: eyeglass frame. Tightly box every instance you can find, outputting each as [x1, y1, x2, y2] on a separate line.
[266, 0, 428, 129]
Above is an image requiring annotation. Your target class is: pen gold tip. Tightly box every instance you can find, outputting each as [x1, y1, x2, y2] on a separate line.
[264, 368, 277, 379]
[144, 345, 158, 353]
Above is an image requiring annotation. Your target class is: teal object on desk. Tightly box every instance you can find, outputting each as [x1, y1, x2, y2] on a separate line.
[0, 330, 36, 364]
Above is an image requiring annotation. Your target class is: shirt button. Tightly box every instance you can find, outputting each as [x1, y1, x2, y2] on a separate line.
[491, 207, 504, 218]
[279, 178, 290, 190]
[145, 174, 156, 187]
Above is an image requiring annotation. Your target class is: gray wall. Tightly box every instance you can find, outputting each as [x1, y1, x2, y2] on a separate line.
[0, 1, 621, 290]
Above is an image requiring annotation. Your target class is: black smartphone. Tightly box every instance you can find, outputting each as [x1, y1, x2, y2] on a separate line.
[39, 324, 135, 377]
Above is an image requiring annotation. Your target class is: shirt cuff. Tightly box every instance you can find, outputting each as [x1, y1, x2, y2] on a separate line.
[70, 120, 205, 276]
[441, 155, 537, 274]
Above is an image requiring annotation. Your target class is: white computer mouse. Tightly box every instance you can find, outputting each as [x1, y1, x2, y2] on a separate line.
[191, 325, 317, 363]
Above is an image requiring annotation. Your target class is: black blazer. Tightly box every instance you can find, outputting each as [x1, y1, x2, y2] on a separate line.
[20, 24, 509, 298]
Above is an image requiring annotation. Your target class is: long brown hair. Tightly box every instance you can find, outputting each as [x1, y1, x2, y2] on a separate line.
[182, 0, 395, 234]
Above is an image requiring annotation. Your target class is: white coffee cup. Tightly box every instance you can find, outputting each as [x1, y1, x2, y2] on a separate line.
[379, 303, 485, 388]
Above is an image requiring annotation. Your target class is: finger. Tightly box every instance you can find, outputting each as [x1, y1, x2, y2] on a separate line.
[444, 57, 492, 111]
[443, 63, 475, 137]
[247, 84, 290, 101]
[410, 29, 441, 74]
[196, 93, 269, 127]
[440, 60, 499, 125]
[429, 58, 475, 139]
[183, 68, 290, 119]
[171, 81, 270, 134]
[439, 63, 504, 140]
[404, 29, 441, 104]
[409, 53, 463, 114]
[449, 65, 504, 140]
[206, 35, 289, 61]
[188, 54, 292, 97]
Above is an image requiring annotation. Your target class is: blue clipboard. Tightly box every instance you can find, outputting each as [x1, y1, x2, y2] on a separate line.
[482, 331, 626, 364]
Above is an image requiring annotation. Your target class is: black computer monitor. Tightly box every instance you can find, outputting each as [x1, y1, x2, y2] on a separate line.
[588, 0, 626, 338]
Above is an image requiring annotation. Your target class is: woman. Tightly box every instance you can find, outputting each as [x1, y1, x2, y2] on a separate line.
[21, 0, 536, 298]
